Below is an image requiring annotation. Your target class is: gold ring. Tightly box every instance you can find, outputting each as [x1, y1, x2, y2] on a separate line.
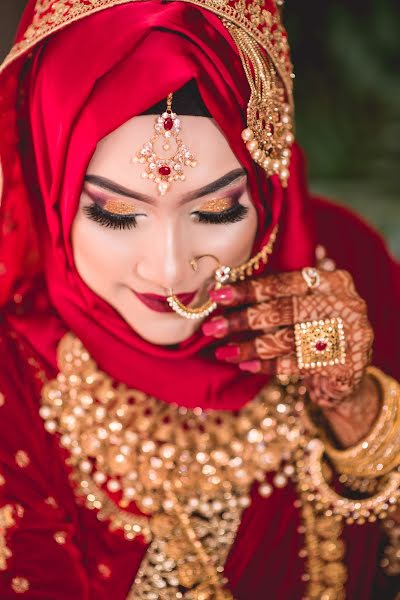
[294, 317, 346, 369]
[301, 267, 321, 290]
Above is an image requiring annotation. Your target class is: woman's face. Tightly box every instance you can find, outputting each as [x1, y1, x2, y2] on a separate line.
[72, 115, 258, 345]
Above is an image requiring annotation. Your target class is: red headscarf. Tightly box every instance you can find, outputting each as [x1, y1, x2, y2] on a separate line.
[1, 5, 399, 599]
[2, 1, 315, 409]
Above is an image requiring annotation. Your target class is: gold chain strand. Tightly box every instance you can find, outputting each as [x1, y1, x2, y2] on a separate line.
[228, 225, 278, 281]
[300, 499, 347, 600]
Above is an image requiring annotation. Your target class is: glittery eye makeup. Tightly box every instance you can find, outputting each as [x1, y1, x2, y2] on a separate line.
[82, 183, 250, 230]
[102, 198, 137, 215]
[82, 186, 139, 229]
[198, 197, 233, 213]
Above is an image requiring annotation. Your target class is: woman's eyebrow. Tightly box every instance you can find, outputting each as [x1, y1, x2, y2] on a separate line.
[84, 168, 246, 205]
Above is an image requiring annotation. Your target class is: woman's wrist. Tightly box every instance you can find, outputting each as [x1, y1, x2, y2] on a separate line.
[321, 371, 381, 449]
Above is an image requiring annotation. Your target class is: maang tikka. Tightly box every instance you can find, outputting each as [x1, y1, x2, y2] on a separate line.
[132, 93, 197, 196]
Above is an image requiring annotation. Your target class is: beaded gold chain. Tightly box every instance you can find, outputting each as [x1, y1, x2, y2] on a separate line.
[38, 334, 400, 599]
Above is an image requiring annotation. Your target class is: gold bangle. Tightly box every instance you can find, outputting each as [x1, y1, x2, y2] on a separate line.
[298, 438, 400, 524]
[323, 367, 400, 479]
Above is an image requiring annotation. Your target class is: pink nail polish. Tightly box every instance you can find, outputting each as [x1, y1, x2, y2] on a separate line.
[239, 360, 261, 373]
[209, 286, 235, 304]
[215, 345, 240, 362]
[202, 318, 228, 337]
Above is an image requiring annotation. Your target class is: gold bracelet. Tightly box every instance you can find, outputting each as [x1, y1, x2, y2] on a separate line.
[298, 438, 400, 525]
[323, 367, 400, 479]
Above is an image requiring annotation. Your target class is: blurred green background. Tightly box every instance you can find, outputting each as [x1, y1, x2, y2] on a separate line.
[1, 0, 399, 256]
[285, 0, 400, 257]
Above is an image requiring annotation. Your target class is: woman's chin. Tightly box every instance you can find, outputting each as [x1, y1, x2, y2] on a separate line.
[124, 311, 203, 346]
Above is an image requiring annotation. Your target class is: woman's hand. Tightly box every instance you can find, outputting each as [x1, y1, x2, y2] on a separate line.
[204, 269, 373, 404]
[203, 269, 378, 446]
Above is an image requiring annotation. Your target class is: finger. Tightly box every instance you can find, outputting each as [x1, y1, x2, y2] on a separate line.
[239, 353, 300, 377]
[203, 292, 366, 339]
[203, 297, 294, 338]
[215, 328, 295, 363]
[209, 269, 358, 307]
[292, 293, 367, 324]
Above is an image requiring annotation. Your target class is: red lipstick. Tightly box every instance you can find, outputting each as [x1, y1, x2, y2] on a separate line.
[133, 291, 198, 313]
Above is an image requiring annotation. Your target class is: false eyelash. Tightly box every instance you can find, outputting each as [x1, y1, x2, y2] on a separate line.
[195, 203, 249, 224]
[83, 203, 138, 230]
[84, 201, 249, 231]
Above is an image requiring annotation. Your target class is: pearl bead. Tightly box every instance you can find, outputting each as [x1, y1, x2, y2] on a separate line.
[259, 483, 273, 497]
[246, 140, 258, 153]
[241, 128, 254, 142]
[280, 168, 290, 180]
[285, 133, 294, 144]
[263, 157, 271, 170]
[252, 149, 262, 161]
[272, 160, 280, 172]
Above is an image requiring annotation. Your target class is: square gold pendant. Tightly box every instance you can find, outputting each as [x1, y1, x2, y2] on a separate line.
[294, 317, 346, 369]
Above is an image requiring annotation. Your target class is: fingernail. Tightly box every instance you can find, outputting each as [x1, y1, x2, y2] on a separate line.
[215, 345, 240, 362]
[202, 318, 228, 337]
[239, 360, 261, 373]
[209, 286, 235, 304]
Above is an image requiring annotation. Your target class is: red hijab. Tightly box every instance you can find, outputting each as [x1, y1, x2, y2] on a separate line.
[2, 1, 316, 409]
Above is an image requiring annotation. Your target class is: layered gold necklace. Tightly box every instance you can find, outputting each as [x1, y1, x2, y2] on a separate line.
[39, 333, 347, 600]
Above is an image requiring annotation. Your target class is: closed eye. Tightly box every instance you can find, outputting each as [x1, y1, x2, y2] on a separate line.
[193, 203, 249, 224]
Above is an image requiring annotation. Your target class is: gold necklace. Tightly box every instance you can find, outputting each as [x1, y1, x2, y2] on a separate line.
[39, 333, 348, 600]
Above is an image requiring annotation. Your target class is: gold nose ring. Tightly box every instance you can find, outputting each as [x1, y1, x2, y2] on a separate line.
[190, 254, 220, 272]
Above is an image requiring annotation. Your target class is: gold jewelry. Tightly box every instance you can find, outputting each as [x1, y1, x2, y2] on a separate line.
[41, 333, 312, 599]
[167, 292, 218, 320]
[381, 518, 400, 576]
[323, 367, 400, 479]
[132, 93, 197, 196]
[301, 267, 321, 290]
[167, 225, 278, 320]
[227, 23, 294, 186]
[294, 317, 347, 370]
[298, 438, 400, 525]
[190, 254, 220, 272]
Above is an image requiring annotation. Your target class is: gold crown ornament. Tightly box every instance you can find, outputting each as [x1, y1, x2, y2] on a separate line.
[0, 0, 295, 198]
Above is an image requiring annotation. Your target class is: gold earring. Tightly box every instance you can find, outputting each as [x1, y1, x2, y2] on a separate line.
[132, 93, 197, 196]
[167, 226, 278, 320]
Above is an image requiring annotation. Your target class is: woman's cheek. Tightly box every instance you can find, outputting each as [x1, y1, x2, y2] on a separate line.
[205, 206, 257, 267]
[72, 212, 130, 289]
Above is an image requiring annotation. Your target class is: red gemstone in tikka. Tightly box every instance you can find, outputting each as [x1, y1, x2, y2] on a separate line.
[315, 340, 328, 352]
[163, 117, 174, 131]
[159, 165, 171, 177]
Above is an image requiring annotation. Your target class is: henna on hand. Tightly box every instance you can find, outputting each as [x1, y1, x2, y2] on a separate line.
[205, 269, 374, 406]
[321, 373, 381, 448]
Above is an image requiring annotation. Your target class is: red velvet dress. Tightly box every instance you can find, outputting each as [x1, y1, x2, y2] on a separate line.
[0, 199, 398, 599]
[0, 1, 399, 598]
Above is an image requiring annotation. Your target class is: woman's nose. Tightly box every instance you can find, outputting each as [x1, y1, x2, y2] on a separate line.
[136, 227, 191, 292]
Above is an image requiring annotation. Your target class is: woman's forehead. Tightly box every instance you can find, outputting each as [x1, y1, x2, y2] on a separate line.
[88, 114, 243, 201]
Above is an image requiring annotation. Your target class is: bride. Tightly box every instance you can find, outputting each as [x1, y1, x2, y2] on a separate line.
[0, 1, 399, 598]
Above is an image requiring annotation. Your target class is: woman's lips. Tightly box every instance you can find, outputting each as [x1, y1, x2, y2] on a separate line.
[133, 290, 198, 313]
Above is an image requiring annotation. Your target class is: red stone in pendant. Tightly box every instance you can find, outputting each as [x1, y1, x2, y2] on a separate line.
[164, 117, 173, 131]
[159, 165, 171, 176]
[315, 340, 328, 352]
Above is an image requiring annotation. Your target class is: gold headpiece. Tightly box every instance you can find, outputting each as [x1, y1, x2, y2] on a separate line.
[1, 0, 294, 189]
[132, 93, 198, 196]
